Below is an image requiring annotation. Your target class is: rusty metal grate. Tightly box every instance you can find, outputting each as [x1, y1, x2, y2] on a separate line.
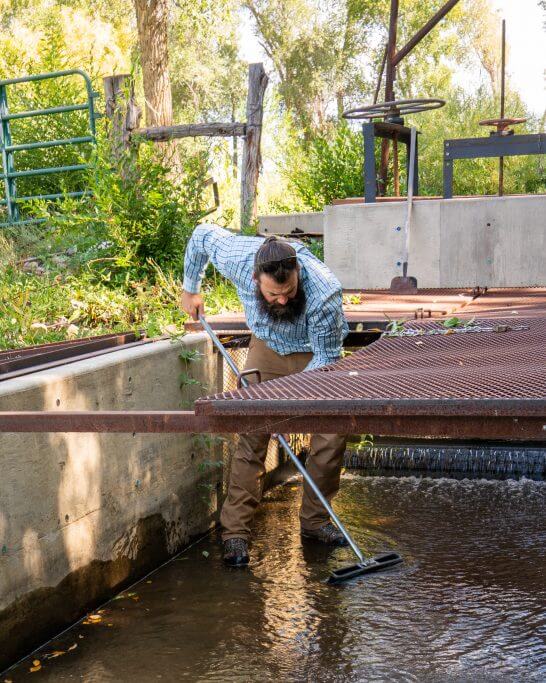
[0, 331, 146, 381]
[220, 346, 309, 470]
[198, 317, 546, 409]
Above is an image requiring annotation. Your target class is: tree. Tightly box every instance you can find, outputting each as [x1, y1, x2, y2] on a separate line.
[133, 0, 173, 128]
[243, 0, 387, 136]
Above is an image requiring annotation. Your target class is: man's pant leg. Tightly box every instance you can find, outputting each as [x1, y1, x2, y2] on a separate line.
[220, 338, 348, 539]
[284, 354, 348, 533]
[220, 337, 291, 541]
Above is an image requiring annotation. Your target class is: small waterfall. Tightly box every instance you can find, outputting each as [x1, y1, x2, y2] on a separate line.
[344, 442, 546, 479]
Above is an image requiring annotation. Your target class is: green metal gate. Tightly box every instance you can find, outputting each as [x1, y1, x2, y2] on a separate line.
[0, 69, 98, 227]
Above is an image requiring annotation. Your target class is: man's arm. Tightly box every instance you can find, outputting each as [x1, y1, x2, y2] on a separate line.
[181, 223, 243, 320]
[183, 223, 241, 293]
[305, 289, 347, 370]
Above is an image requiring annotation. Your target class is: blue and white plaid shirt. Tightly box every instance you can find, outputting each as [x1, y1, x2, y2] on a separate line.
[183, 223, 348, 370]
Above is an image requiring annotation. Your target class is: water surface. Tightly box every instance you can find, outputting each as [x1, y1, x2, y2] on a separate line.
[8, 474, 546, 681]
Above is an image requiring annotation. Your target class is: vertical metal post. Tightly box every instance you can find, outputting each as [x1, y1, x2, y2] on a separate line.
[363, 122, 377, 203]
[373, 44, 388, 105]
[0, 85, 18, 222]
[413, 132, 419, 197]
[499, 19, 506, 197]
[393, 132, 399, 196]
[443, 141, 453, 198]
[379, 0, 399, 195]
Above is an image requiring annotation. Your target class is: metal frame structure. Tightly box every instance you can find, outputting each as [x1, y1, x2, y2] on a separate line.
[1, 309, 545, 442]
[443, 133, 546, 199]
[376, 0, 460, 194]
[363, 121, 418, 204]
[0, 405, 543, 441]
[0, 332, 147, 382]
[0, 69, 98, 226]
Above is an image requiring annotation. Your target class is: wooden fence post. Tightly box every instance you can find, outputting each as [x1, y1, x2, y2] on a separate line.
[240, 63, 268, 230]
[103, 74, 142, 171]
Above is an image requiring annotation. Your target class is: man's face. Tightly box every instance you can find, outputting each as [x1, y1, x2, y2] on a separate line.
[254, 270, 306, 322]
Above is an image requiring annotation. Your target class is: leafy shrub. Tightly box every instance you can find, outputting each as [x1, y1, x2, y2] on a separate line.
[281, 87, 544, 211]
[283, 123, 363, 211]
[33, 137, 211, 284]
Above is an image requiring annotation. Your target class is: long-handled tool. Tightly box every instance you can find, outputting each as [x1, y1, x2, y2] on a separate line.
[390, 126, 418, 294]
[199, 315, 403, 584]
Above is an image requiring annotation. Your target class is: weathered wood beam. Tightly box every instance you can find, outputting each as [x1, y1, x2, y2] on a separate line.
[103, 74, 142, 160]
[240, 63, 268, 230]
[132, 122, 246, 141]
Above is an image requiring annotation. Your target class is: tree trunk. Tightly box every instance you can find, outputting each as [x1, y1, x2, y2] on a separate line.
[134, 0, 173, 128]
[133, 0, 180, 174]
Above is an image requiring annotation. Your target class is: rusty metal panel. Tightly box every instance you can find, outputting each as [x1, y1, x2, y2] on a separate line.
[0, 332, 141, 374]
[0, 335, 151, 382]
[460, 288, 546, 320]
[197, 317, 546, 414]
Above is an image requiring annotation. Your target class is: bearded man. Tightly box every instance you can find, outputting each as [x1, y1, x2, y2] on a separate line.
[181, 223, 349, 566]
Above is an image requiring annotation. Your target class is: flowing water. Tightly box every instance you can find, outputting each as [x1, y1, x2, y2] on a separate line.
[7, 474, 546, 682]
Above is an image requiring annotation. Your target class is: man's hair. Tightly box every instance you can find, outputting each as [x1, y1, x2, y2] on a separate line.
[254, 236, 298, 284]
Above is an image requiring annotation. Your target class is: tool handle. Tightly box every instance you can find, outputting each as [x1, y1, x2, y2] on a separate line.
[274, 432, 364, 563]
[402, 126, 417, 266]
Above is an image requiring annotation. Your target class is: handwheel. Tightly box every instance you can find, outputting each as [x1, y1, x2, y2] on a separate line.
[479, 117, 527, 135]
[343, 98, 445, 121]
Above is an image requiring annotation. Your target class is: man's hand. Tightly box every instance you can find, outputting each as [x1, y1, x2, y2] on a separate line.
[180, 290, 204, 321]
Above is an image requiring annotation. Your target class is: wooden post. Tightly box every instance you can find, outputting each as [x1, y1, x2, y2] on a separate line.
[103, 74, 142, 169]
[240, 63, 268, 230]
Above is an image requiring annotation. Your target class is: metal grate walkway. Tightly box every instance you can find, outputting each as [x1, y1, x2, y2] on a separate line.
[195, 317, 546, 441]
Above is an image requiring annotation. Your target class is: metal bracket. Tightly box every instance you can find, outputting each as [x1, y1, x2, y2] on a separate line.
[237, 368, 261, 389]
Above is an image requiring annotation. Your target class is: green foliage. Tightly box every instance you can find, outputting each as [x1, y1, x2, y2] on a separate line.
[442, 317, 476, 329]
[197, 459, 224, 473]
[0, 265, 183, 348]
[244, 0, 386, 134]
[170, 0, 247, 124]
[306, 237, 324, 261]
[283, 123, 363, 210]
[32, 137, 211, 283]
[0, 238, 242, 349]
[385, 319, 405, 334]
[0, 2, 132, 215]
[178, 348, 202, 364]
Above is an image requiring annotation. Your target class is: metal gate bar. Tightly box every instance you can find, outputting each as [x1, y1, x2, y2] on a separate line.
[0, 69, 98, 225]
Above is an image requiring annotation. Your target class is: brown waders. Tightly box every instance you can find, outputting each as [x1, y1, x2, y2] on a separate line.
[220, 335, 347, 541]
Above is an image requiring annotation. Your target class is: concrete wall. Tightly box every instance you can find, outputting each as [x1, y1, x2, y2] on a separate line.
[324, 195, 546, 289]
[258, 212, 324, 235]
[0, 334, 224, 669]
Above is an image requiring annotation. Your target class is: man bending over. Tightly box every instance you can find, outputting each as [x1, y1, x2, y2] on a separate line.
[181, 223, 348, 566]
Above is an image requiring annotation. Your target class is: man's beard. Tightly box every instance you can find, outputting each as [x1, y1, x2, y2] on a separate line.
[256, 282, 307, 323]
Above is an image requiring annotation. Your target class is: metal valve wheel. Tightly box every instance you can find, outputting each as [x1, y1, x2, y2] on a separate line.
[479, 117, 527, 135]
[343, 98, 445, 121]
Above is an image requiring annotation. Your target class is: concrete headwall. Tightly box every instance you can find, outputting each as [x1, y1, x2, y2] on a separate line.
[258, 212, 324, 235]
[324, 195, 546, 289]
[0, 334, 223, 669]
